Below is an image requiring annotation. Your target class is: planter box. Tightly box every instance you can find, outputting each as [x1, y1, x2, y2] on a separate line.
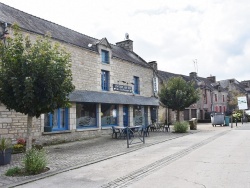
[0, 148, 12, 166]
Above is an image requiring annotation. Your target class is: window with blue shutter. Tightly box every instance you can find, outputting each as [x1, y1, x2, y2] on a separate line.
[45, 108, 69, 131]
[101, 70, 109, 91]
[134, 76, 140, 94]
[101, 50, 109, 64]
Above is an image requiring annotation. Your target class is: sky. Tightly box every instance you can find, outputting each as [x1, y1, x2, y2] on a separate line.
[1, 0, 250, 81]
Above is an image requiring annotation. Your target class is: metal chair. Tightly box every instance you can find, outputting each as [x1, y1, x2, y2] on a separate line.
[111, 126, 120, 139]
[141, 125, 150, 137]
[164, 122, 171, 132]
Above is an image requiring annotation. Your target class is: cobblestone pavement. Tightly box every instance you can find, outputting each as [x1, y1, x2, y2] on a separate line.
[0, 123, 237, 188]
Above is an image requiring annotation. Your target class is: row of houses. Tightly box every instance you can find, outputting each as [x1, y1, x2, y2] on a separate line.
[0, 3, 249, 144]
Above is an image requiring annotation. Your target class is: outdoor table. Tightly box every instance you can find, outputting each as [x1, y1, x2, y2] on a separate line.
[114, 126, 142, 138]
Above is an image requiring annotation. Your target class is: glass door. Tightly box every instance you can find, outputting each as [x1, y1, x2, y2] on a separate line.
[123, 105, 128, 127]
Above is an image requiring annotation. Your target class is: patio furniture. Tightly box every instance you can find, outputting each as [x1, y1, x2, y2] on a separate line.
[111, 126, 120, 139]
[149, 123, 157, 131]
[164, 122, 171, 132]
[141, 125, 150, 137]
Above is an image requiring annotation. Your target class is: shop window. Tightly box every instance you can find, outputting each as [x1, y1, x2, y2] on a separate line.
[101, 70, 109, 91]
[133, 76, 140, 94]
[133, 105, 143, 125]
[76, 103, 97, 129]
[101, 104, 117, 126]
[101, 50, 109, 64]
[44, 108, 68, 131]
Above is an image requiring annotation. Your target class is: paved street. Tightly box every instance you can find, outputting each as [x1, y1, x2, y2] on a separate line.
[0, 123, 247, 188]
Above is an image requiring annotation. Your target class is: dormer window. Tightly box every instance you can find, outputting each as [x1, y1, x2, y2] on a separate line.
[101, 50, 109, 64]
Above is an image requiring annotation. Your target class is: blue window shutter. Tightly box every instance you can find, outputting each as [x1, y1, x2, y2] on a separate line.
[134, 76, 140, 94]
[65, 108, 69, 129]
[58, 108, 61, 128]
[101, 70, 109, 91]
[49, 113, 53, 126]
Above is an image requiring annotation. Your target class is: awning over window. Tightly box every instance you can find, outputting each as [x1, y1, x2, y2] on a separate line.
[69, 90, 159, 106]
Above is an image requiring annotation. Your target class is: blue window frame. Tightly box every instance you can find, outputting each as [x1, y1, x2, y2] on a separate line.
[101, 50, 109, 64]
[101, 70, 109, 91]
[45, 108, 69, 131]
[133, 76, 140, 94]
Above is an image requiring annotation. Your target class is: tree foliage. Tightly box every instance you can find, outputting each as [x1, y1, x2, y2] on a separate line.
[159, 76, 200, 121]
[0, 26, 75, 149]
[227, 90, 244, 110]
[0, 26, 75, 117]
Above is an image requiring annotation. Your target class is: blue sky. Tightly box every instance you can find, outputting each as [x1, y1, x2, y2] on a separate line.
[1, 0, 250, 81]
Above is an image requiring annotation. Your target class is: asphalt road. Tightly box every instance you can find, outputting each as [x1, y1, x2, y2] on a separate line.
[16, 124, 250, 188]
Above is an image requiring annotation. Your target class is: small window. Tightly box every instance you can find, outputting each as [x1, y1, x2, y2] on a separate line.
[215, 94, 217, 102]
[223, 95, 225, 102]
[101, 50, 109, 64]
[133, 76, 140, 94]
[215, 106, 218, 112]
[101, 70, 109, 91]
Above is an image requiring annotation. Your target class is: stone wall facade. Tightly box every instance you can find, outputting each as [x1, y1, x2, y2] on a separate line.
[0, 29, 156, 144]
[0, 103, 41, 140]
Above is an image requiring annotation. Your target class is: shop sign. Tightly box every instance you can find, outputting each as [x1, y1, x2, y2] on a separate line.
[153, 77, 158, 94]
[113, 84, 132, 93]
[238, 96, 248, 110]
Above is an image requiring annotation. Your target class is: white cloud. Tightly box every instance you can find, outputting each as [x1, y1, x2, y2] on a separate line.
[1, 0, 250, 81]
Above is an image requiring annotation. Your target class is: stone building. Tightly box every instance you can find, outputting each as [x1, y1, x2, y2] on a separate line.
[157, 70, 228, 123]
[219, 78, 249, 111]
[0, 3, 159, 144]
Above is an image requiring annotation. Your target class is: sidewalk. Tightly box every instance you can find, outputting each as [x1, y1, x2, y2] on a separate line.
[0, 123, 240, 188]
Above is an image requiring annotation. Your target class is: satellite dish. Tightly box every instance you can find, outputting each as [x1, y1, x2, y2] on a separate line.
[125, 33, 129, 40]
[88, 43, 92, 47]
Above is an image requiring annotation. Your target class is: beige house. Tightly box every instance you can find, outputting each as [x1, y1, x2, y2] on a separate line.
[0, 3, 159, 144]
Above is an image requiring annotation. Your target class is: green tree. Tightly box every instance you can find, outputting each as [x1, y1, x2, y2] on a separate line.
[0, 26, 75, 150]
[228, 90, 244, 111]
[159, 76, 200, 122]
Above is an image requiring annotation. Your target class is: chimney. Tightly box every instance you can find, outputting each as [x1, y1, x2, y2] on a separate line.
[116, 39, 133, 51]
[207, 76, 216, 83]
[148, 61, 158, 70]
[189, 72, 197, 79]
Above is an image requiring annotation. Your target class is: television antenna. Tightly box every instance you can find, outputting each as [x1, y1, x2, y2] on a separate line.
[193, 59, 198, 74]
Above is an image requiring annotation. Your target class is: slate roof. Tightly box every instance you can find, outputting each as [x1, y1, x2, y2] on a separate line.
[157, 70, 190, 82]
[157, 70, 219, 91]
[0, 3, 150, 68]
[69, 90, 159, 106]
[219, 79, 248, 94]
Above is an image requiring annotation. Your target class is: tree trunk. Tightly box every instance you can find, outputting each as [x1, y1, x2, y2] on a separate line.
[176, 110, 180, 122]
[26, 114, 33, 151]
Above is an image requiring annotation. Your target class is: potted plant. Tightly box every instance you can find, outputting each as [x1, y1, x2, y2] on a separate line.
[12, 138, 26, 154]
[0, 138, 12, 166]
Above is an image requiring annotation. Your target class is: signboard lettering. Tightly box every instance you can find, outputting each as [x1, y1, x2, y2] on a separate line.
[113, 84, 132, 93]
